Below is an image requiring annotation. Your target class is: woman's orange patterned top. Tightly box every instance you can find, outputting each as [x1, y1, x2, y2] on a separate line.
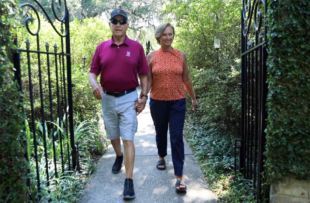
[150, 48, 186, 101]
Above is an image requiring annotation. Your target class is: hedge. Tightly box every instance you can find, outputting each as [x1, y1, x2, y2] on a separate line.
[0, 0, 28, 202]
[265, 0, 310, 182]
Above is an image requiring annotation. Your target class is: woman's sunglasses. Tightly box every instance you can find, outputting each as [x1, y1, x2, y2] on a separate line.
[110, 19, 127, 25]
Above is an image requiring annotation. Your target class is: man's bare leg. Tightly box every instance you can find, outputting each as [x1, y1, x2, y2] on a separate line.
[111, 137, 122, 156]
[122, 140, 135, 179]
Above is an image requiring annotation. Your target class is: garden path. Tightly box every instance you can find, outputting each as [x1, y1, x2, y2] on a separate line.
[79, 93, 217, 203]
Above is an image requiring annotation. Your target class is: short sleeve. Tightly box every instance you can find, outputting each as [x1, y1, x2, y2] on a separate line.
[89, 45, 101, 75]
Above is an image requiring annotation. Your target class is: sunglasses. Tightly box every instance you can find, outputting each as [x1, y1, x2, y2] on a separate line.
[110, 19, 127, 25]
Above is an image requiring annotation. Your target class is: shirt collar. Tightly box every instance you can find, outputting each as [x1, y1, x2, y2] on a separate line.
[110, 35, 130, 47]
[159, 47, 175, 53]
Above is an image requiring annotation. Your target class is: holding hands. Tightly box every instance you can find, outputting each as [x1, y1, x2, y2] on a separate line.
[134, 98, 147, 115]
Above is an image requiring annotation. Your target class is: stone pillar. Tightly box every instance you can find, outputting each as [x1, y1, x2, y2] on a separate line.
[270, 177, 310, 203]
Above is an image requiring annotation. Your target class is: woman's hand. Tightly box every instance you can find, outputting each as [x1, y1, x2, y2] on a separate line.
[192, 99, 199, 112]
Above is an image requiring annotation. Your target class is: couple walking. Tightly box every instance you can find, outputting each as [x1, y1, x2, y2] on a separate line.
[88, 9, 199, 200]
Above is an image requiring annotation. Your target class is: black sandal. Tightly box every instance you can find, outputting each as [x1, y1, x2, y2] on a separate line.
[175, 180, 187, 193]
[156, 159, 166, 170]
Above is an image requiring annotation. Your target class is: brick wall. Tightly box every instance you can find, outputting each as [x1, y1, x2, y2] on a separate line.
[270, 177, 310, 203]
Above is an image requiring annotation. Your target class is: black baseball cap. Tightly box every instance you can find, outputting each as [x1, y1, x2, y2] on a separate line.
[110, 9, 128, 20]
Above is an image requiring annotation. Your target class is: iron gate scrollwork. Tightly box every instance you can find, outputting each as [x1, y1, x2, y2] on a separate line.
[236, 0, 269, 201]
[12, 0, 76, 197]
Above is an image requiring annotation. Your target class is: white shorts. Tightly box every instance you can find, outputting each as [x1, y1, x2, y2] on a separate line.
[101, 90, 138, 141]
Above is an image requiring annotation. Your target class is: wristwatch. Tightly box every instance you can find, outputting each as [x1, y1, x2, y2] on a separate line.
[140, 94, 148, 99]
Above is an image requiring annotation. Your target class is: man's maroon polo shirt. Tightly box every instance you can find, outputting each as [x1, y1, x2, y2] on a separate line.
[90, 36, 149, 92]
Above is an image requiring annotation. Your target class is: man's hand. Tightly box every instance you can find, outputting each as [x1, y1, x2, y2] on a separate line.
[134, 98, 147, 115]
[89, 72, 103, 100]
[92, 85, 103, 100]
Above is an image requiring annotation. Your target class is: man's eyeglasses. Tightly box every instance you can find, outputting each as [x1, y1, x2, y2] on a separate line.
[110, 19, 127, 25]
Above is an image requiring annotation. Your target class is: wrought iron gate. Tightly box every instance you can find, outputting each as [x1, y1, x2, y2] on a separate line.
[12, 0, 76, 197]
[237, 0, 268, 201]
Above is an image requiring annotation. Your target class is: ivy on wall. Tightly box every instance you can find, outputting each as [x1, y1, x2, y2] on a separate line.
[265, 0, 310, 182]
[0, 0, 28, 202]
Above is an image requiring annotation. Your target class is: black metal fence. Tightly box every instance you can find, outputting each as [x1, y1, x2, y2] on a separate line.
[235, 0, 269, 201]
[145, 41, 150, 56]
[12, 0, 76, 197]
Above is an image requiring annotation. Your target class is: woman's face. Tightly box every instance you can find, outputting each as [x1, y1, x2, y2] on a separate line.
[159, 26, 174, 46]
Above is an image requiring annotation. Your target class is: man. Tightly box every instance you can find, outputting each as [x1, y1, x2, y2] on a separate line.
[88, 8, 149, 200]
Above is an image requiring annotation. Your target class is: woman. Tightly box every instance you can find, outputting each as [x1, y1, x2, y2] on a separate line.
[146, 22, 199, 192]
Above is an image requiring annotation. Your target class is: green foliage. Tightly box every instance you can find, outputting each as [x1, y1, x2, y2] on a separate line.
[184, 119, 255, 202]
[70, 114, 109, 165]
[70, 18, 112, 121]
[20, 0, 172, 46]
[17, 16, 111, 122]
[0, 0, 29, 202]
[40, 172, 86, 203]
[164, 0, 242, 135]
[265, 0, 310, 182]
[26, 115, 108, 202]
[13, 9, 111, 202]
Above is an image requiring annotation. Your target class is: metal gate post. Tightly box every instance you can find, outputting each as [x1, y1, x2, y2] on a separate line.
[64, 6, 76, 170]
[238, 0, 269, 201]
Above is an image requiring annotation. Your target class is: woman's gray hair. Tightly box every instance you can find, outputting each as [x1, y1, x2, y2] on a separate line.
[155, 22, 175, 44]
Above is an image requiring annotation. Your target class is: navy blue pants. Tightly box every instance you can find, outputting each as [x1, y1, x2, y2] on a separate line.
[150, 98, 186, 176]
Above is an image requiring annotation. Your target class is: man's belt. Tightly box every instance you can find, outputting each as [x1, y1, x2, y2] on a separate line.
[103, 88, 136, 97]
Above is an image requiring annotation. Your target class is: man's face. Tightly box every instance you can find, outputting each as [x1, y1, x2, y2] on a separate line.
[159, 26, 174, 46]
[109, 15, 129, 38]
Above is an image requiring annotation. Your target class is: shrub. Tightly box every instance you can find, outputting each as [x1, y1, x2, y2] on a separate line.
[265, 0, 310, 182]
[0, 0, 28, 202]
